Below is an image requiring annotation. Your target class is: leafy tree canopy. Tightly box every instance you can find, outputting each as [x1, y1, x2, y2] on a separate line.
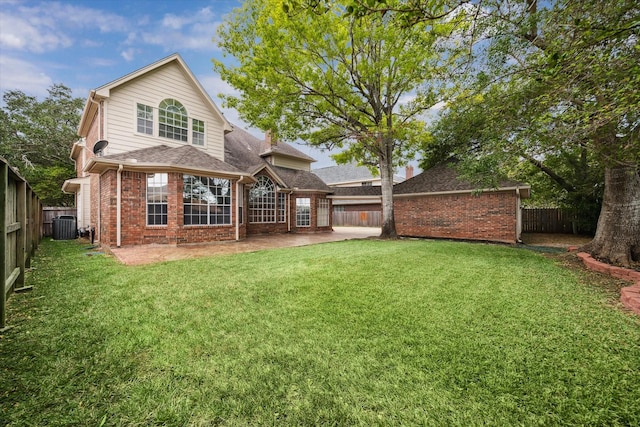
[214, 0, 466, 236]
[0, 84, 84, 206]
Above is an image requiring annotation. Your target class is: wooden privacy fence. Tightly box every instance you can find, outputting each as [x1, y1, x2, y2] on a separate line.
[521, 208, 580, 234]
[333, 211, 382, 227]
[1, 157, 42, 330]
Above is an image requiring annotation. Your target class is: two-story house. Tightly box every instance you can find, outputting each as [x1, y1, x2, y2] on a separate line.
[63, 54, 332, 248]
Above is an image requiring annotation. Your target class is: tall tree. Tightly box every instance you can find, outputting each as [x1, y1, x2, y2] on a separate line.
[381, 0, 639, 266]
[0, 84, 84, 206]
[214, 0, 461, 237]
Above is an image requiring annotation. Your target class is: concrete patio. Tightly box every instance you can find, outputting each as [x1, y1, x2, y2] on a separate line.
[108, 226, 381, 265]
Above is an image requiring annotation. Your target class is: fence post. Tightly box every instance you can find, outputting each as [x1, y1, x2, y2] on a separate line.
[1, 161, 7, 330]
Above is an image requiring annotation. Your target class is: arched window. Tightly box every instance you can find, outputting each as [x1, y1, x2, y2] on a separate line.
[159, 99, 188, 142]
[249, 176, 276, 223]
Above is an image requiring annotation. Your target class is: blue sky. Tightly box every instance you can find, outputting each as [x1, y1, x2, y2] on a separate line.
[0, 0, 344, 167]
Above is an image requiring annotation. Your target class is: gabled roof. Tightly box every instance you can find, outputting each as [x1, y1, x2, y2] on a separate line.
[78, 53, 231, 136]
[225, 126, 315, 170]
[84, 145, 254, 183]
[313, 163, 404, 185]
[224, 126, 328, 191]
[394, 160, 531, 198]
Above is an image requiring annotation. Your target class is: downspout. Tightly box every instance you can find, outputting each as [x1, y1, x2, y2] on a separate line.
[117, 164, 123, 247]
[516, 187, 522, 243]
[236, 178, 243, 241]
[88, 92, 102, 139]
[287, 193, 291, 232]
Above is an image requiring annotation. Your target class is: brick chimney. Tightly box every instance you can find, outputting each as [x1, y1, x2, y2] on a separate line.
[265, 130, 277, 148]
[405, 165, 414, 179]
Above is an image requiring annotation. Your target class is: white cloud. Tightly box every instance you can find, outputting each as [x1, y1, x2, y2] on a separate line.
[0, 55, 53, 97]
[137, 7, 221, 52]
[0, 2, 130, 54]
[121, 48, 137, 62]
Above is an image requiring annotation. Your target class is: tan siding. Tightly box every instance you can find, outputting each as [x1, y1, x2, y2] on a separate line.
[272, 155, 311, 171]
[102, 62, 226, 159]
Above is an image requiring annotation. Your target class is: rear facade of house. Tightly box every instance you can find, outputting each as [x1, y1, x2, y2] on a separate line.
[63, 54, 332, 248]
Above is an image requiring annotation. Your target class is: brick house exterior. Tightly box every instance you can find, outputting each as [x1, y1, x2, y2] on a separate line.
[63, 54, 332, 248]
[393, 161, 530, 243]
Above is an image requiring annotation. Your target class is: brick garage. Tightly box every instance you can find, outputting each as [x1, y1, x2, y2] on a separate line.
[393, 161, 530, 244]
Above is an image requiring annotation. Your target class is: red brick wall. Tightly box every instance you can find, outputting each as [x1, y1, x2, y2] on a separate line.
[394, 191, 518, 243]
[98, 171, 244, 247]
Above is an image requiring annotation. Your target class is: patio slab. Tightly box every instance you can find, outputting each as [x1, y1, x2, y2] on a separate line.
[108, 227, 380, 265]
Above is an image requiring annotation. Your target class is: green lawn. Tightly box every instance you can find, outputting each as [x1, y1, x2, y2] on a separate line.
[1, 239, 639, 426]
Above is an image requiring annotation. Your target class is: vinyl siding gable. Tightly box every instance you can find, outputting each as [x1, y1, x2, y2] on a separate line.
[100, 62, 226, 160]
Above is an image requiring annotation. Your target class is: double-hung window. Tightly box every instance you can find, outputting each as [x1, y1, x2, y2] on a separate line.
[277, 193, 286, 223]
[192, 119, 205, 146]
[183, 175, 231, 225]
[317, 198, 329, 227]
[147, 173, 168, 225]
[296, 198, 311, 227]
[137, 103, 153, 135]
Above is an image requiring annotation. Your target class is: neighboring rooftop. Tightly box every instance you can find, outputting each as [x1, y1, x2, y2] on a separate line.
[313, 163, 404, 186]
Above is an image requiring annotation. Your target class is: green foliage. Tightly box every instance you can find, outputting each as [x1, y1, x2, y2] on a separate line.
[0, 84, 83, 205]
[419, 0, 637, 229]
[2, 239, 639, 425]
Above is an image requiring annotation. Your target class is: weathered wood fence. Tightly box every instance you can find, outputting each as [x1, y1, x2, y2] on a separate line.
[43, 207, 76, 236]
[333, 211, 382, 227]
[1, 157, 42, 330]
[521, 208, 581, 234]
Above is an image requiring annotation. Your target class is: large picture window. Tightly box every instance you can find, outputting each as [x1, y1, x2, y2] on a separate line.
[183, 175, 231, 225]
[296, 198, 311, 227]
[159, 99, 188, 142]
[147, 173, 168, 225]
[317, 198, 329, 227]
[249, 176, 276, 223]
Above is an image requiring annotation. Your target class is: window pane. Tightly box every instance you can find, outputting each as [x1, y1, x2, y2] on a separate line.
[159, 99, 188, 142]
[249, 176, 276, 223]
[296, 198, 310, 227]
[137, 104, 153, 135]
[317, 198, 329, 227]
[183, 174, 232, 226]
[147, 173, 168, 225]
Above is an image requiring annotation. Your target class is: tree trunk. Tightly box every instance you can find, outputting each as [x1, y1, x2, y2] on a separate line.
[581, 165, 640, 267]
[379, 136, 398, 239]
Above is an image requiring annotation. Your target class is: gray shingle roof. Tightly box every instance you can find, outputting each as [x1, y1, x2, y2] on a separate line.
[102, 145, 245, 174]
[270, 166, 331, 191]
[224, 126, 315, 171]
[394, 160, 527, 194]
[313, 163, 404, 185]
[224, 126, 329, 191]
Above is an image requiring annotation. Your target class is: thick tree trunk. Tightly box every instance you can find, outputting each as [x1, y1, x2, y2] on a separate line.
[581, 165, 640, 267]
[379, 137, 398, 239]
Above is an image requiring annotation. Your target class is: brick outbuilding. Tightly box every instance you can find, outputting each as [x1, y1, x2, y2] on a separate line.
[393, 161, 530, 243]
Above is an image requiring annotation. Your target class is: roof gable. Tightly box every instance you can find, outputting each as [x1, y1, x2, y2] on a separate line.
[78, 53, 231, 137]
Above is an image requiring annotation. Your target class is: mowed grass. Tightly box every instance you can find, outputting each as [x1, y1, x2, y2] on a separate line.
[1, 239, 639, 426]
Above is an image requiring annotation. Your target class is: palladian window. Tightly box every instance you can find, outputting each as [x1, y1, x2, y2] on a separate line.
[159, 99, 188, 142]
[249, 176, 276, 223]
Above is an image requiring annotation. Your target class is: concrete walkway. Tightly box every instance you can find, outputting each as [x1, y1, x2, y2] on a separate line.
[108, 227, 380, 266]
